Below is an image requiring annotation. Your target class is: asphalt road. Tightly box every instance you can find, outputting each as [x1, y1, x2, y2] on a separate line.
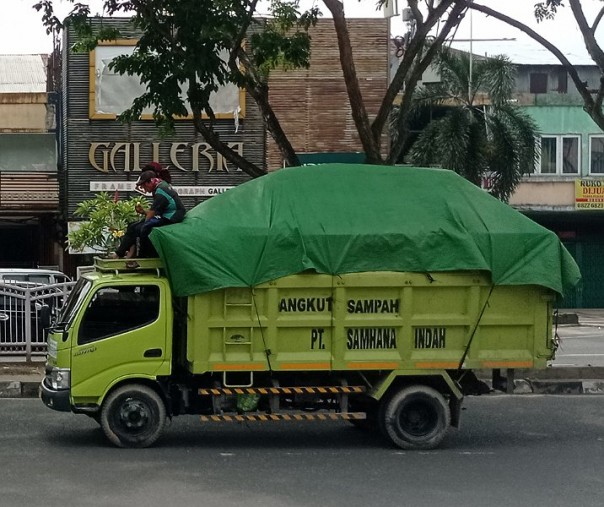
[1, 396, 603, 507]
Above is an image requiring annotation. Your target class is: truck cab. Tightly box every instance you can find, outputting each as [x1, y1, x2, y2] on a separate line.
[41, 259, 172, 416]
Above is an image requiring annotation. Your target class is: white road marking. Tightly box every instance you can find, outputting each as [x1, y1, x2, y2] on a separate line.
[556, 353, 604, 357]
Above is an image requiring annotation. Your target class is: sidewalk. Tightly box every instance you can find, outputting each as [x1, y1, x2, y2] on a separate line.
[558, 308, 604, 327]
[0, 360, 44, 398]
[1, 308, 603, 398]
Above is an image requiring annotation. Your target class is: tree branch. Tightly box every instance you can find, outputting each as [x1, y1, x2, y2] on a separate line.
[592, 6, 604, 32]
[193, 113, 266, 178]
[372, 0, 459, 148]
[569, 0, 604, 69]
[386, 1, 467, 164]
[230, 47, 299, 169]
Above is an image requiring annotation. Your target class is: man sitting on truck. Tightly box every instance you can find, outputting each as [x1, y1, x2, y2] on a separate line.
[112, 169, 186, 258]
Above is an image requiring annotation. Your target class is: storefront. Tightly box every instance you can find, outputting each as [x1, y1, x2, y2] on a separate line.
[512, 178, 604, 308]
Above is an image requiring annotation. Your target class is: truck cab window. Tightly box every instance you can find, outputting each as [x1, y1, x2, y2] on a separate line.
[78, 285, 160, 345]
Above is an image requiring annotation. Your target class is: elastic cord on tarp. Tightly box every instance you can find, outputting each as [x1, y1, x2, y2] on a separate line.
[252, 290, 273, 374]
[457, 285, 495, 372]
[552, 308, 560, 352]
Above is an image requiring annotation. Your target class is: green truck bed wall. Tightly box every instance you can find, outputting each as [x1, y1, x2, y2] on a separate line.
[186, 271, 554, 374]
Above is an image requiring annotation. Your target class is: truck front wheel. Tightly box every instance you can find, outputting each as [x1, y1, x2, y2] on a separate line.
[100, 384, 166, 448]
[381, 385, 450, 450]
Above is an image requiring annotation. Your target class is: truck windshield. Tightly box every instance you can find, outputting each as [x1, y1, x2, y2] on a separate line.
[57, 277, 92, 326]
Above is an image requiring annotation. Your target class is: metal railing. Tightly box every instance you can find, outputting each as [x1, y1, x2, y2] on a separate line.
[0, 281, 75, 361]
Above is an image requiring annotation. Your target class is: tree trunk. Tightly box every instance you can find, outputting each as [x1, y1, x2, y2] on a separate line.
[323, 0, 382, 164]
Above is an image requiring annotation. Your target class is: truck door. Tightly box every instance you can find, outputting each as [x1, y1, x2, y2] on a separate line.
[70, 283, 168, 403]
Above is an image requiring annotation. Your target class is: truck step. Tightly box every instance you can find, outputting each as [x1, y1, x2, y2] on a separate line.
[200, 412, 366, 422]
[198, 386, 366, 396]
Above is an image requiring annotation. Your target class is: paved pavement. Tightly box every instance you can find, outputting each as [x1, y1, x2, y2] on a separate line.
[2, 308, 603, 398]
[560, 308, 604, 326]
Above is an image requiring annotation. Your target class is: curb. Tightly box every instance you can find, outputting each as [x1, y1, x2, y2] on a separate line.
[0, 381, 40, 398]
[556, 312, 580, 325]
[482, 378, 604, 395]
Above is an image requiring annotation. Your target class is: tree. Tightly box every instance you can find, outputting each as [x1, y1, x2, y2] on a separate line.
[67, 192, 146, 256]
[34, 0, 321, 178]
[404, 49, 539, 202]
[35, 0, 477, 172]
[324, 0, 469, 164]
[469, 0, 604, 132]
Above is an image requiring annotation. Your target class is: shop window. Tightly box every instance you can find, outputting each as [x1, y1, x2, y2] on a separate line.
[537, 136, 580, 175]
[589, 136, 604, 174]
[557, 70, 568, 93]
[530, 73, 548, 94]
[90, 42, 244, 120]
[0, 133, 56, 172]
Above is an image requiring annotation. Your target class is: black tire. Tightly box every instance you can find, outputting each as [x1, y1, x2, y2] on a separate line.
[100, 384, 166, 448]
[381, 385, 450, 450]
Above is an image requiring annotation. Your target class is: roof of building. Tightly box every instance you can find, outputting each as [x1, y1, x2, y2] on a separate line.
[0, 54, 47, 93]
[450, 40, 596, 66]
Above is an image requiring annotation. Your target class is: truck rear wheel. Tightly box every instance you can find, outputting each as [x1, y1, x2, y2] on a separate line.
[100, 384, 166, 448]
[381, 385, 450, 450]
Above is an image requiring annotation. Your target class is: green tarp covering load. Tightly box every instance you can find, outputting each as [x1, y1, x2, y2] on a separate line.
[150, 164, 581, 297]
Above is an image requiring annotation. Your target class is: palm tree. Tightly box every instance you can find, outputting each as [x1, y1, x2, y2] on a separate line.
[403, 49, 538, 202]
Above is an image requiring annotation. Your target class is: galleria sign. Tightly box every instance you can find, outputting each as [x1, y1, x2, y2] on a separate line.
[88, 141, 244, 173]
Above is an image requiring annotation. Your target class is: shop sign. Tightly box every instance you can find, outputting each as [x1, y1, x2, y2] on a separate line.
[88, 141, 244, 174]
[575, 179, 604, 209]
[89, 182, 234, 197]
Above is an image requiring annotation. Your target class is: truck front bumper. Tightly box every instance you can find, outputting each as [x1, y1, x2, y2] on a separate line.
[40, 378, 71, 412]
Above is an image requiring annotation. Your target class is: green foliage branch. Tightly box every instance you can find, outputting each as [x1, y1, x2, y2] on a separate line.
[67, 193, 147, 256]
[405, 49, 539, 202]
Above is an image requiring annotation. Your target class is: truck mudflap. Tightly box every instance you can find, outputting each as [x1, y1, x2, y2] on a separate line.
[40, 379, 71, 412]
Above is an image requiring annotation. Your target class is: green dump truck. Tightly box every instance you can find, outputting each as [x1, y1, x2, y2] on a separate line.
[41, 165, 581, 449]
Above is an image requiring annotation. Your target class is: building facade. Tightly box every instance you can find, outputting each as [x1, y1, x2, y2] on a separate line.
[510, 63, 604, 307]
[0, 54, 61, 269]
[266, 19, 389, 168]
[62, 20, 264, 214]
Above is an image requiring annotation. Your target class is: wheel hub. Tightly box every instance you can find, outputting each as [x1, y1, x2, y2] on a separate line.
[400, 402, 435, 436]
[119, 399, 149, 429]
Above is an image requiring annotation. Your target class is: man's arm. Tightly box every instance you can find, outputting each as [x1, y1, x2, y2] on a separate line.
[135, 203, 157, 221]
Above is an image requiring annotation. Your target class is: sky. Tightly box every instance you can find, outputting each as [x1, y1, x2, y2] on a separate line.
[1, 0, 603, 65]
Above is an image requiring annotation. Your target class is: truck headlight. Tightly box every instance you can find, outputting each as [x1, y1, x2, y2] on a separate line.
[49, 368, 70, 390]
